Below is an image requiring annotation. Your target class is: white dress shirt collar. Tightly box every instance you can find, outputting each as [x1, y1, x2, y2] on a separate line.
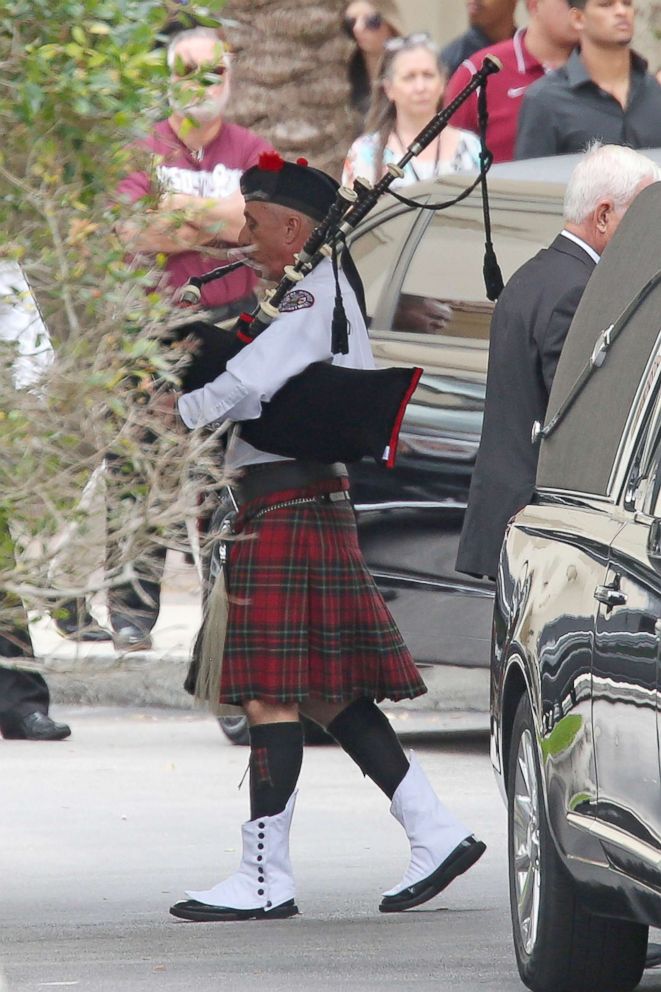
[560, 229, 601, 265]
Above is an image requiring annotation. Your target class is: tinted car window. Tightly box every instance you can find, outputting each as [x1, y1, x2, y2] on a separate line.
[348, 206, 419, 322]
[634, 389, 661, 518]
[393, 217, 494, 340]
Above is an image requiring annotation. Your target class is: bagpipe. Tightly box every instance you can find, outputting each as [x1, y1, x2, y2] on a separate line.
[176, 54, 503, 468]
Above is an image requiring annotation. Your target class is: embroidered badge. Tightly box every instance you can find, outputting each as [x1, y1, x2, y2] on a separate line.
[280, 289, 315, 312]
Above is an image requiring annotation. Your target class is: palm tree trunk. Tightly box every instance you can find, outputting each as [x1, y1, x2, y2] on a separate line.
[223, 0, 354, 178]
[636, 0, 659, 68]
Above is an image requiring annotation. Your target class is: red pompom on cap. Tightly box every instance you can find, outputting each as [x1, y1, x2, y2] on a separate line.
[296, 157, 309, 167]
[258, 150, 285, 172]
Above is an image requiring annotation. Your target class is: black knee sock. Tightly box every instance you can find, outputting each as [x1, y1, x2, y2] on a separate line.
[327, 697, 409, 800]
[249, 721, 304, 819]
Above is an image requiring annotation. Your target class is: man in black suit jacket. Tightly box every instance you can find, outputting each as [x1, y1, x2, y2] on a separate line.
[456, 144, 660, 580]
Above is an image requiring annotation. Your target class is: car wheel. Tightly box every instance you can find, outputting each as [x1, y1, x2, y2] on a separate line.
[218, 715, 250, 746]
[218, 715, 333, 747]
[507, 694, 647, 992]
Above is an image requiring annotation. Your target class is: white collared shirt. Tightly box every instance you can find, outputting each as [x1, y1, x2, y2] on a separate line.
[560, 229, 601, 266]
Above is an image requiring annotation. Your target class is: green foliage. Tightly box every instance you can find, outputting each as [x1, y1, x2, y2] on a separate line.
[0, 0, 227, 616]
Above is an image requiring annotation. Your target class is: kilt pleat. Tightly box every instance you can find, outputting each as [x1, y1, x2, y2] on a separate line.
[219, 480, 427, 705]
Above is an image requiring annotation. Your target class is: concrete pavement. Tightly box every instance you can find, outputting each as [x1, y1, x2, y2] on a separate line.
[0, 707, 514, 992]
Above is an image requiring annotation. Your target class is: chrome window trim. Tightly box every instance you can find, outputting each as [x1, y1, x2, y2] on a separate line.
[533, 487, 615, 505]
[369, 568, 493, 598]
[354, 499, 467, 513]
[567, 813, 661, 868]
[607, 330, 661, 502]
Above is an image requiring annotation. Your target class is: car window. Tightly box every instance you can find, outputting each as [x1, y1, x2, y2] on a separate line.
[622, 382, 661, 516]
[641, 426, 661, 519]
[392, 216, 494, 339]
[349, 206, 418, 323]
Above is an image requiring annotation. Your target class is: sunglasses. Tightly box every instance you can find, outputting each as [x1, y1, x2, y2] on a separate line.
[172, 62, 228, 83]
[384, 32, 433, 52]
[342, 12, 384, 37]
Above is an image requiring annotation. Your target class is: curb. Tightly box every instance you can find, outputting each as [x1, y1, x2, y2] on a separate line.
[44, 651, 195, 710]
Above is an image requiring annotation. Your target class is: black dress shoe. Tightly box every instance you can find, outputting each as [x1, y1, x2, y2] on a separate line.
[112, 625, 153, 652]
[1, 711, 71, 741]
[54, 615, 113, 642]
[379, 836, 486, 913]
[169, 898, 299, 922]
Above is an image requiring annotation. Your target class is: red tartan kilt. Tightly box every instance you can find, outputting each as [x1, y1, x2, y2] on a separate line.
[219, 478, 427, 705]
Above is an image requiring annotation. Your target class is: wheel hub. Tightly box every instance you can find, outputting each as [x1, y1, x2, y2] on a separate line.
[512, 727, 542, 955]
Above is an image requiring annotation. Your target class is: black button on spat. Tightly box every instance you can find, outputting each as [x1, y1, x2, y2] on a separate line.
[258, 888, 264, 896]
[258, 843, 264, 850]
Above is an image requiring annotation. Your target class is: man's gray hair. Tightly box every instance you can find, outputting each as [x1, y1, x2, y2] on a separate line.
[166, 27, 229, 69]
[563, 143, 661, 223]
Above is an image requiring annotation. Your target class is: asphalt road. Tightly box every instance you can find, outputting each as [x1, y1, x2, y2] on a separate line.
[1, 708, 660, 992]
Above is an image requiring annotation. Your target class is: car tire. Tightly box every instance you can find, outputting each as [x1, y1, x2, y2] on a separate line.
[507, 694, 648, 992]
[218, 715, 333, 747]
[218, 715, 251, 746]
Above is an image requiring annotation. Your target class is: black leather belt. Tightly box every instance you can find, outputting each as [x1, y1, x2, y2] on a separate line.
[236, 460, 348, 504]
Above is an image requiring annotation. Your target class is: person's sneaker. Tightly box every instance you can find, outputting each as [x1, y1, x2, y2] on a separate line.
[54, 615, 113, 642]
[54, 599, 112, 642]
[1, 711, 71, 741]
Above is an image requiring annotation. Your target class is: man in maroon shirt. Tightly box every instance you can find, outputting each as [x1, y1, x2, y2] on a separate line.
[116, 25, 272, 317]
[441, 0, 518, 77]
[443, 0, 578, 163]
[107, 26, 272, 652]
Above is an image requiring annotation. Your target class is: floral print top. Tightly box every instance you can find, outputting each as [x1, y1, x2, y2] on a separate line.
[342, 129, 481, 189]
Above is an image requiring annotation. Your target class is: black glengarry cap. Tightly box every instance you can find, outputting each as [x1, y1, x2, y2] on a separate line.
[240, 152, 338, 222]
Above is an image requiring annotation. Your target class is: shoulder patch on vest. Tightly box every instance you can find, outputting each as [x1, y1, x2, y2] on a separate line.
[280, 289, 315, 312]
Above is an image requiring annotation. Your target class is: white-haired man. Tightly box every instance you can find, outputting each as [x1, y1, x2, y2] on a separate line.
[108, 26, 272, 651]
[456, 143, 660, 580]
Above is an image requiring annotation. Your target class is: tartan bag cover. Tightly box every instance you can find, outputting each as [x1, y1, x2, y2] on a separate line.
[218, 477, 428, 705]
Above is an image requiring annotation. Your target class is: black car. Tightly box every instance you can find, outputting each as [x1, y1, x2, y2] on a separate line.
[491, 182, 661, 992]
[346, 172, 565, 708]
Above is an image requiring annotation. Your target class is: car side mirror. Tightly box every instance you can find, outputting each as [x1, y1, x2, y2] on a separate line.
[647, 517, 661, 563]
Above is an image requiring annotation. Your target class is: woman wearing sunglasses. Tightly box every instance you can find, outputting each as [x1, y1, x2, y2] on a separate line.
[344, 0, 405, 129]
[342, 34, 480, 189]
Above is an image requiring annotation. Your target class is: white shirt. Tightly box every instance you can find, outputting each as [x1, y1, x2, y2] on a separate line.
[0, 262, 54, 390]
[177, 258, 375, 468]
[560, 229, 601, 266]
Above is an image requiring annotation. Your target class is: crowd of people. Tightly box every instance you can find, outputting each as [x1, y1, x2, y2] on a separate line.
[1, 0, 660, 931]
[344, 0, 661, 177]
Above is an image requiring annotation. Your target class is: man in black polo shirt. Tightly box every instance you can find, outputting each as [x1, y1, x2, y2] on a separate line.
[441, 0, 517, 77]
[515, 0, 661, 158]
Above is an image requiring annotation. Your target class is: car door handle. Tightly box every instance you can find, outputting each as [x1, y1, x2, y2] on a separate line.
[594, 584, 627, 608]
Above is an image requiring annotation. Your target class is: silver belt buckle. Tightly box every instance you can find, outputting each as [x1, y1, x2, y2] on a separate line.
[328, 490, 348, 503]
